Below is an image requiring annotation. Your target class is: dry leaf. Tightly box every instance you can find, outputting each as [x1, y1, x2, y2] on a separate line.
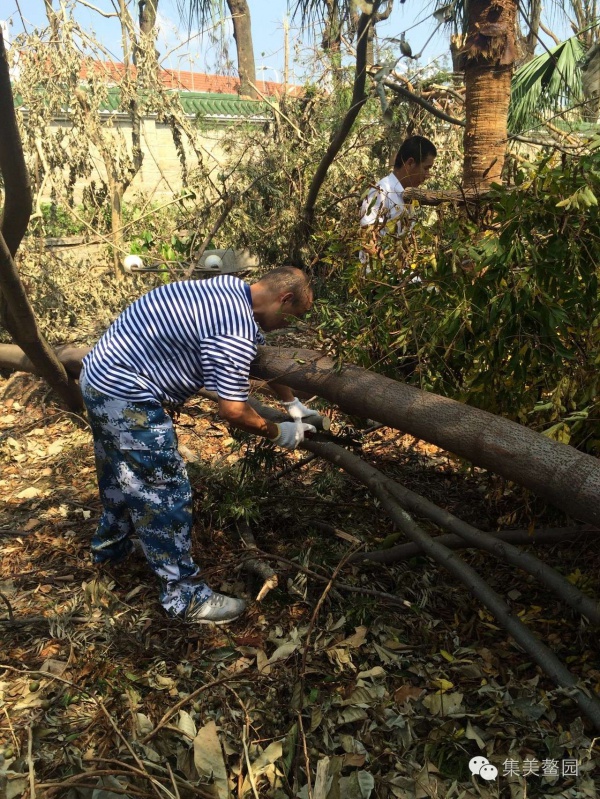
[14, 487, 42, 499]
[193, 720, 229, 799]
[394, 685, 425, 704]
[422, 691, 464, 716]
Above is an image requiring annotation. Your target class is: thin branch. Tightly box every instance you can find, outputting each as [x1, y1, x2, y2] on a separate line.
[300, 437, 600, 731]
[378, 71, 466, 127]
[355, 526, 599, 562]
[139, 671, 253, 744]
[97, 701, 168, 799]
[27, 724, 36, 799]
[0, 591, 14, 622]
[74, 0, 119, 17]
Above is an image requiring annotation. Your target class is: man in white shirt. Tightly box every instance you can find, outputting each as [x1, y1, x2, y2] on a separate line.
[360, 135, 437, 266]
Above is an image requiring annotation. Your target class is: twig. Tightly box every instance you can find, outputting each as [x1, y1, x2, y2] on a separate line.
[166, 763, 181, 799]
[270, 453, 317, 480]
[0, 591, 14, 622]
[88, 758, 212, 798]
[27, 724, 36, 799]
[300, 545, 362, 679]
[296, 708, 313, 799]
[225, 686, 260, 799]
[296, 542, 361, 798]
[97, 702, 170, 799]
[2, 706, 20, 755]
[36, 772, 152, 797]
[139, 670, 252, 744]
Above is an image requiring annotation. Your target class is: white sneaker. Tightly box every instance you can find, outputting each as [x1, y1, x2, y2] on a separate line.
[185, 592, 247, 625]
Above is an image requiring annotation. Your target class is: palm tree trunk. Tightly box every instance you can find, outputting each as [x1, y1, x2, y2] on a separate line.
[227, 0, 258, 99]
[459, 0, 518, 190]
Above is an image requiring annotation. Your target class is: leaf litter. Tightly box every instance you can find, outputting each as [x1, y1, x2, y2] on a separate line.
[1, 371, 599, 798]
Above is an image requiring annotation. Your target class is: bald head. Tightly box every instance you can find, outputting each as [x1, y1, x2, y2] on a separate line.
[256, 267, 311, 306]
[250, 267, 313, 331]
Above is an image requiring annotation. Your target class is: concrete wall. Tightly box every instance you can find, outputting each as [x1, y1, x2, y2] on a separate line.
[41, 113, 236, 204]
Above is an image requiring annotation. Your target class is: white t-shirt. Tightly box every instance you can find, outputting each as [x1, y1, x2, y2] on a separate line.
[360, 172, 407, 233]
[359, 172, 421, 281]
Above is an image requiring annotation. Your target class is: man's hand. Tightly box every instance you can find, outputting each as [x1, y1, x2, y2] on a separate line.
[282, 397, 316, 421]
[269, 421, 316, 450]
[281, 397, 315, 421]
[281, 396, 330, 431]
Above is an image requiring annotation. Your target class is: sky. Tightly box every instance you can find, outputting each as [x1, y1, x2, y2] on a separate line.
[2, 1, 574, 85]
[3, 1, 456, 83]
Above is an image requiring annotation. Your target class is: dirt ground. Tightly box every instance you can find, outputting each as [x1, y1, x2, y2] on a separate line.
[1, 366, 600, 799]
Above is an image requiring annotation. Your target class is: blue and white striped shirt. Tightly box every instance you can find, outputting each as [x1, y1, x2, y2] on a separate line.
[83, 275, 265, 404]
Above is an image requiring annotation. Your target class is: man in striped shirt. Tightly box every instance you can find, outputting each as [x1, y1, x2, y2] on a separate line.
[80, 267, 317, 625]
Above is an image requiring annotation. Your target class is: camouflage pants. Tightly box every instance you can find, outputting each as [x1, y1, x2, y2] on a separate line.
[80, 370, 212, 616]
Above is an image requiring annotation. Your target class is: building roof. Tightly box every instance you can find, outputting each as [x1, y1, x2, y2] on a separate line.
[98, 87, 272, 120]
[79, 60, 303, 98]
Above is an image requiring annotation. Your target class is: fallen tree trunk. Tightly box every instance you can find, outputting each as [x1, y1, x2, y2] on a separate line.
[249, 348, 600, 528]
[3, 342, 600, 527]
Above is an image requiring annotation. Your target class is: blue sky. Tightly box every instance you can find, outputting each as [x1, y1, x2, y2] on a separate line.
[3, 1, 572, 84]
[3, 1, 453, 82]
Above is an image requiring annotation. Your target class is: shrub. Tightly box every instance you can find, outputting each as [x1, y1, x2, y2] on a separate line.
[315, 150, 600, 451]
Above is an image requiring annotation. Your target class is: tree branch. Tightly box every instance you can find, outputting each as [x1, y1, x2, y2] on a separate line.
[376, 70, 466, 127]
[299, 436, 600, 731]
[355, 525, 599, 561]
[295, 10, 375, 256]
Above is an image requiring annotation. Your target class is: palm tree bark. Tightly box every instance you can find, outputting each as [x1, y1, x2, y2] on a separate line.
[458, 0, 518, 189]
[227, 0, 258, 99]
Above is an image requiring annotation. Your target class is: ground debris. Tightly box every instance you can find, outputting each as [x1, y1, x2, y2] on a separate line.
[1, 373, 599, 798]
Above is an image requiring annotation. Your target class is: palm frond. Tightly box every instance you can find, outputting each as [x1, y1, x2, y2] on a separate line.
[290, 0, 366, 30]
[508, 35, 586, 133]
[174, 0, 226, 34]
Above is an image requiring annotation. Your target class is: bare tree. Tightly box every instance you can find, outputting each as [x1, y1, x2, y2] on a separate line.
[0, 28, 82, 410]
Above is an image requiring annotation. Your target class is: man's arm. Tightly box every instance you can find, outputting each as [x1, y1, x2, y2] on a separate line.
[218, 398, 279, 439]
[269, 382, 295, 403]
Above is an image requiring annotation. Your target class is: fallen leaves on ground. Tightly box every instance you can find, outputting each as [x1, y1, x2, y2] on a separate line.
[1, 372, 599, 798]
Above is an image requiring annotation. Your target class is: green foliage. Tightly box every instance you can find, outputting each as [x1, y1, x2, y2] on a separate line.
[188, 435, 279, 528]
[315, 151, 600, 451]
[29, 203, 87, 238]
[215, 84, 461, 266]
[508, 36, 585, 133]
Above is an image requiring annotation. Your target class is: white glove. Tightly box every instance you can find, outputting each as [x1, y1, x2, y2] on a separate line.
[269, 421, 316, 450]
[281, 397, 315, 421]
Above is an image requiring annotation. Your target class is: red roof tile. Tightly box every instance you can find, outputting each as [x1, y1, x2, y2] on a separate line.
[79, 60, 303, 97]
